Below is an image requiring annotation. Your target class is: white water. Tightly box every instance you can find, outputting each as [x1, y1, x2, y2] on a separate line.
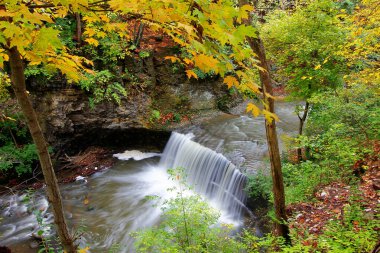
[160, 132, 247, 223]
[0, 133, 248, 252]
[113, 150, 160, 161]
[0, 193, 52, 246]
[0, 102, 300, 252]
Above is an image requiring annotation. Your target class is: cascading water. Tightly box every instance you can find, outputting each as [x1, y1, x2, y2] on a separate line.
[0, 103, 299, 251]
[0, 132, 248, 252]
[160, 132, 248, 221]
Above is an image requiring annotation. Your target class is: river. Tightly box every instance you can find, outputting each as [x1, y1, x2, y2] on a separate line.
[0, 102, 299, 252]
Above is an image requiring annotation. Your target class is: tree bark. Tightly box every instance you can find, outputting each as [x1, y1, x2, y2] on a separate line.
[8, 47, 77, 253]
[75, 13, 82, 46]
[297, 101, 310, 162]
[239, 0, 290, 242]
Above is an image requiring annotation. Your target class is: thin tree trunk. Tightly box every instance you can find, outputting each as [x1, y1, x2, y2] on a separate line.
[250, 36, 290, 243]
[76, 13, 82, 46]
[133, 22, 145, 48]
[296, 101, 310, 162]
[239, 0, 290, 242]
[8, 47, 77, 253]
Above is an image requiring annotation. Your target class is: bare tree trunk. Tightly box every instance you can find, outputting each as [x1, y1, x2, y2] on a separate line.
[297, 101, 310, 162]
[76, 13, 82, 46]
[239, 0, 290, 242]
[8, 47, 77, 253]
[133, 22, 145, 48]
[250, 36, 290, 243]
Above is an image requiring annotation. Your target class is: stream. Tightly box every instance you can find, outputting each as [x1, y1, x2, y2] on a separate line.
[0, 102, 299, 252]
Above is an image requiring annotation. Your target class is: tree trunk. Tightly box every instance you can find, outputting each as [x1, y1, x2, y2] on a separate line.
[238, 0, 290, 242]
[297, 101, 310, 162]
[76, 13, 82, 46]
[8, 47, 77, 253]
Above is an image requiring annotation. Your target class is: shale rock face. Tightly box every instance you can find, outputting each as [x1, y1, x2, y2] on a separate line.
[30, 77, 235, 153]
[32, 88, 154, 151]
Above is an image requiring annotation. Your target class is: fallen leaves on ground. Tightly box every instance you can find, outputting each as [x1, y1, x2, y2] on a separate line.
[59, 147, 114, 183]
[287, 149, 379, 237]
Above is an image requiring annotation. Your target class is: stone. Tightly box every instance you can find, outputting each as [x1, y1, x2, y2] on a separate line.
[30, 240, 40, 249]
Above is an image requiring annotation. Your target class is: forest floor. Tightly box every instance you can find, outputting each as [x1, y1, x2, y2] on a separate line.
[0, 146, 116, 193]
[286, 142, 380, 245]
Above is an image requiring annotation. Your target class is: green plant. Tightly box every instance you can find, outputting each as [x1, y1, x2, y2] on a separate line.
[53, 17, 77, 49]
[246, 170, 272, 200]
[133, 168, 245, 253]
[0, 143, 38, 176]
[240, 197, 379, 252]
[0, 113, 39, 176]
[192, 67, 215, 80]
[173, 113, 181, 123]
[282, 161, 331, 204]
[149, 109, 161, 123]
[138, 50, 151, 59]
[318, 201, 379, 252]
[261, 0, 347, 100]
[79, 70, 127, 107]
[35, 208, 62, 253]
[307, 84, 379, 141]
[24, 65, 54, 80]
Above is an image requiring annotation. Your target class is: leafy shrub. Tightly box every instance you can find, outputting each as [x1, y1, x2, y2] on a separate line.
[0, 114, 39, 176]
[133, 169, 245, 253]
[149, 109, 161, 123]
[241, 198, 379, 252]
[247, 161, 333, 205]
[79, 70, 127, 107]
[0, 143, 38, 176]
[300, 124, 365, 173]
[138, 50, 151, 59]
[246, 171, 272, 200]
[282, 161, 331, 204]
[307, 84, 379, 141]
[318, 202, 379, 252]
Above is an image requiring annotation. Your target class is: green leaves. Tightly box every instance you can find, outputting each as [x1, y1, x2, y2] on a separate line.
[233, 25, 256, 42]
[134, 169, 245, 253]
[33, 27, 63, 52]
[79, 70, 127, 106]
[261, 0, 346, 99]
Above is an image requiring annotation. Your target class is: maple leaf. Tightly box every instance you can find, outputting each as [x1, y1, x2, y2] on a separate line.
[78, 246, 90, 253]
[183, 58, 193, 65]
[33, 27, 62, 52]
[233, 25, 256, 40]
[263, 109, 280, 123]
[223, 76, 239, 89]
[246, 103, 261, 117]
[85, 38, 99, 47]
[84, 28, 96, 37]
[237, 4, 254, 23]
[186, 70, 198, 79]
[164, 56, 180, 63]
[244, 82, 260, 93]
[193, 54, 219, 73]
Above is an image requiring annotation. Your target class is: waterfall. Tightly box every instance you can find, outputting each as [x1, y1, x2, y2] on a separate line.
[159, 132, 248, 221]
